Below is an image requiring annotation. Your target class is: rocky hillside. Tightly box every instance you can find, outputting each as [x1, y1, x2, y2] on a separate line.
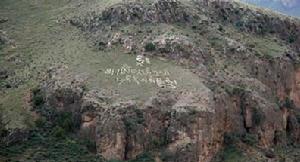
[1, 0, 300, 162]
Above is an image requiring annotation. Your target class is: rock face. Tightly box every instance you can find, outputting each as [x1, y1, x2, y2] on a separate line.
[41, 65, 300, 161]
[71, 0, 196, 30]
[209, 1, 300, 52]
[40, 0, 300, 161]
[152, 34, 205, 64]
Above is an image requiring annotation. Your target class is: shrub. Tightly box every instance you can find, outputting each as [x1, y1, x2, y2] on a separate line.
[221, 145, 245, 162]
[51, 126, 66, 138]
[252, 108, 265, 126]
[288, 35, 296, 43]
[296, 113, 300, 123]
[35, 117, 47, 128]
[55, 112, 76, 132]
[32, 88, 44, 107]
[218, 25, 224, 32]
[82, 139, 96, 153]
[0, 108, 8, 139]
[224, 132, 241, 145]
[235, 21, 243, 28]
[144, 42, 156, 52]
[283, 97, 296, 109]
[32, 87, 41, 95]
[224, 85, 246, 96]
[131, 153, 154, 162]
[124, 111, 144, 132]
[33, 94, 44, 107]
[242, 133, 258, 146]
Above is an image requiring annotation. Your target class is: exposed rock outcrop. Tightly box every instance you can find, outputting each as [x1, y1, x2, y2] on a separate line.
[152, 34, 205, 64]
[39, 64, 300, 161]
[71, 0, 197, 30]
[209, 1, 300, 52]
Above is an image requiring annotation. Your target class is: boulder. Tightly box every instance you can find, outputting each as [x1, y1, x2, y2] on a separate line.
[152, 34, 205, 64]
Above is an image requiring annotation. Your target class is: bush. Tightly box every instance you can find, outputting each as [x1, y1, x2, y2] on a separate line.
[131, 153, 154, 162]
[33, 94, 44, 107]
[55, 112, 76, 132]
[32, 87, 41, 95]
[283, 97, 296, 109]
[82, 139, 96, 153]
[51, 126, 66, 138]
[296, 113, 300, 123]
[242, 133, 258, 146]
[288, 35, 296, 43]
[221, 145, 245, 162]
[124, 111, 144, 132]
[35, 117, 47, 128]
[224, 132, 241, 145]
[224, 85, 245, 96]
[0, 111, 8, 139]
[144, 42, 156, 52]
[235, 21, 243, 28]
[252, 108, 265, 126]
[32, 88, 44, 107]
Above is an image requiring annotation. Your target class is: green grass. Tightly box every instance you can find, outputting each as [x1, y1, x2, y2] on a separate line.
[0, 131, 104, 162]
[223, 25, 288, 57]
[220, 145, 246, 162]
[0, 0, 208, 130]
[0, 83, 36, 128]
[246, 36, 287, 57]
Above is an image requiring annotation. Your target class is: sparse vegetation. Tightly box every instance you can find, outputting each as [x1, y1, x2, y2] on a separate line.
[296, 112, 300, 123]
[215, 145, 246, 162]
[0, 106, 8, 144]
[32, 92, 44, 107]
[224, 132, 258, 147]
[124, 109, 144, 132]
[51, 126, 67, 138]
[108, 153, 154, 162]
[288, 34, 297, 43]
[252, 108, 265, 126]
[241, 133, 258, 146]
[34, 116, 47, 128]
[0, 130, 104, 162]
[224, 85, 246, 96]
[224, 132, 241, 146]
[282, 97, 296, 109]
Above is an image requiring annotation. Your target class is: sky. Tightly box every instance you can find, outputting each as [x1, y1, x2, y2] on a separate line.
[240, 0, 300, 17]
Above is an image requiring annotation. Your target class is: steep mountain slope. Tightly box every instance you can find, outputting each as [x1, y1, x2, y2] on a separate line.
[1, 0, 300, 162]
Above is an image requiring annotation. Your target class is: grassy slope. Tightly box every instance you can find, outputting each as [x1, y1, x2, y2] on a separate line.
[0, 0, 205, 128]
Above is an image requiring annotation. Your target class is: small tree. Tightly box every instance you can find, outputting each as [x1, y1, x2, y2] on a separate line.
[144, 42, 156, 52]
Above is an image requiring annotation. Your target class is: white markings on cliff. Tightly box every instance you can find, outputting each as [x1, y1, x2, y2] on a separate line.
[104, 56, 178, 88]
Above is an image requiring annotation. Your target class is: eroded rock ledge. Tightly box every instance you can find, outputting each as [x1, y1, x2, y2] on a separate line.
[36, 65, 300, 162]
